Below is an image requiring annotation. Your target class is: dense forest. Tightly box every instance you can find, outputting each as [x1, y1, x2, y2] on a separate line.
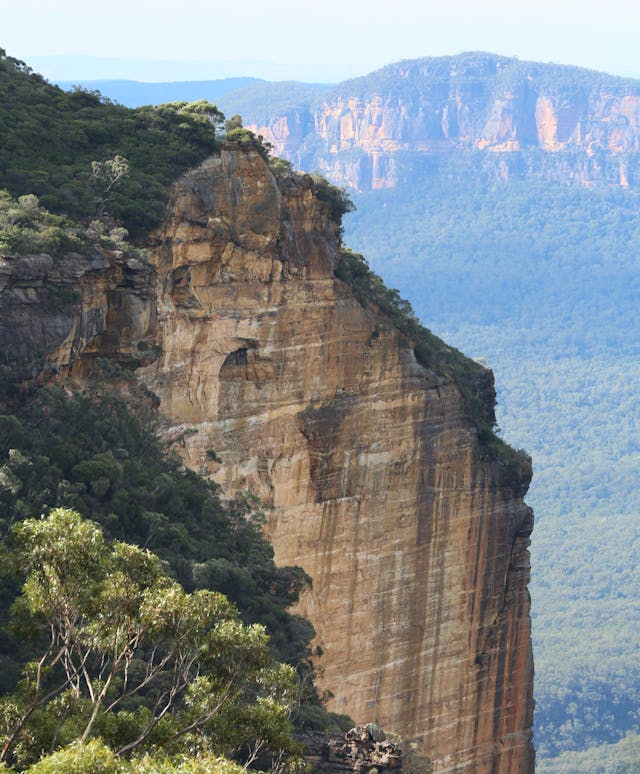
[0, 48, 225, 237]
[344, 169, 640, 771]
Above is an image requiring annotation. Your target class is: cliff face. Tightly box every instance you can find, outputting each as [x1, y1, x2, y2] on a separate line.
[140, 148, 535, 773]
[0, 247, 155, 385]
[1, 147, 534, 773]
[240, 53, 640, 190]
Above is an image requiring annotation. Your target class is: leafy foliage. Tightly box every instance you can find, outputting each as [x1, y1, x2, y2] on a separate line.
[224, 127, 272, 160]
[0, 190, 144, 263]
[0, 387, 315, 675]
[0, 509, 301, 770]
[0, 50, 222, 237]
[536, 731, 640, 774]
[25, 740, 249, 773]
[0, 191, 87, 258]
[309, 174, 355, 222]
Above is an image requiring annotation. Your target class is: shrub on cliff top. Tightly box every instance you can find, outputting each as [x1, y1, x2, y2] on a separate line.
[0, 190, 146, 264]
[310, 173, 355, 221]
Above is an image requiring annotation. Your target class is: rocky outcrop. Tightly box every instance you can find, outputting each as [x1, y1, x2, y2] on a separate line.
[138, 147, 534, 773]
[238, 52, 640, 190]
[1, 145, 535, 772]
[0, 247, 155, 386]
[300, 725, 404, 773]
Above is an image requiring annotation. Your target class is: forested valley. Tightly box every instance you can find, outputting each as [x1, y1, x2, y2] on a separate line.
[344, 168, 640, 772]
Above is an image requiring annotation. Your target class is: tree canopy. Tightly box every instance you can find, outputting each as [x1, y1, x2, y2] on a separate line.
[0, 50, 222, 236]
[0, 508, 301, 771]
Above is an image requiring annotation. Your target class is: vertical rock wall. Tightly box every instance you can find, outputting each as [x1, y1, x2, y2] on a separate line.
[138, 147, 534, 773]
[241, 54, 640, 191]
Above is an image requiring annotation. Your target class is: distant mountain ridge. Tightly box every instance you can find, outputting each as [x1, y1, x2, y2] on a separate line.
[55, 77, 264, 109]
[217, 52, 640, 190]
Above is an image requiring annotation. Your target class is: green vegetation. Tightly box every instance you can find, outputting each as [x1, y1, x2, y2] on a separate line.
[0, 190, 143, 261]
[0, 387, 316, 674]
[0, 508, 301, 771]
[0, 191, 87, 258]
[25, 740, 249, 773]
[0, 50, 223, 237]
[343, 170, 640, 766]
[536, 731, 640, 774]
[310, 174, 355, 222]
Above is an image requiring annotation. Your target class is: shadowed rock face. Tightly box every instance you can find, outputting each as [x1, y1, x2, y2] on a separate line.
[1, 145, 535, 772]
[140, 148, 535, 773]
[241, 53, 640, 190]
[0, 249, 156, 385]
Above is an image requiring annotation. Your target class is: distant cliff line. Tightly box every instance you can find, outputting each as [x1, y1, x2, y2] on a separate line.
[213, 52, 640, 191]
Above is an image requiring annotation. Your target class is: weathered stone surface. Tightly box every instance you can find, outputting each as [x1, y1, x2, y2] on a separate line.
[300, 726, 404, 773]
[138, 147, 535, 773]
[0, 248, 156, 383]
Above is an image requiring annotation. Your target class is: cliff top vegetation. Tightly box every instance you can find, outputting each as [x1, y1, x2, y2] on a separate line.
[320, 51, 640, 102]
[0, 49, 222, 237]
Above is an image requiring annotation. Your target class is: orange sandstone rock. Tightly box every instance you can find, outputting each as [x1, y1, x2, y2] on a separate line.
[1, 145, 535, 773]
[139, 148, 535, 774]
[241, 54, 640, 191]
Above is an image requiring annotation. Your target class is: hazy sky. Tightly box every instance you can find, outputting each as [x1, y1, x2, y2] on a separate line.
[3, 0, 640, 82]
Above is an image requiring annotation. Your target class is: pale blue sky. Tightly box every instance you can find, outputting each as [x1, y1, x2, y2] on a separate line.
[2, 0, 640, 82]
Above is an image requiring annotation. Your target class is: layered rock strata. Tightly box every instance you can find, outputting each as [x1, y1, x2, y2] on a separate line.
[139, 148, 534, 773]
[0, 247, 155, 385]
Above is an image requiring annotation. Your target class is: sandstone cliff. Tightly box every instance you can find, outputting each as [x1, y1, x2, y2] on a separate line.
[0, 246, 156, 386]
[229, 52, 640, 190]
[0, 145, 534, 773]
[142, 147, 535, 773]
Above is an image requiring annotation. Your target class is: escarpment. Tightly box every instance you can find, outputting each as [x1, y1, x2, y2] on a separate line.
[142, 147, 535, 773]
[1, 146, 534, 773]
[0, 247, 156, 385]
[235, 52, 640, 190]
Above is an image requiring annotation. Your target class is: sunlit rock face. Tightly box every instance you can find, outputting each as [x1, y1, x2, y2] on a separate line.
[245, 53, 640, 191]
[140, 147, 535, 774]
